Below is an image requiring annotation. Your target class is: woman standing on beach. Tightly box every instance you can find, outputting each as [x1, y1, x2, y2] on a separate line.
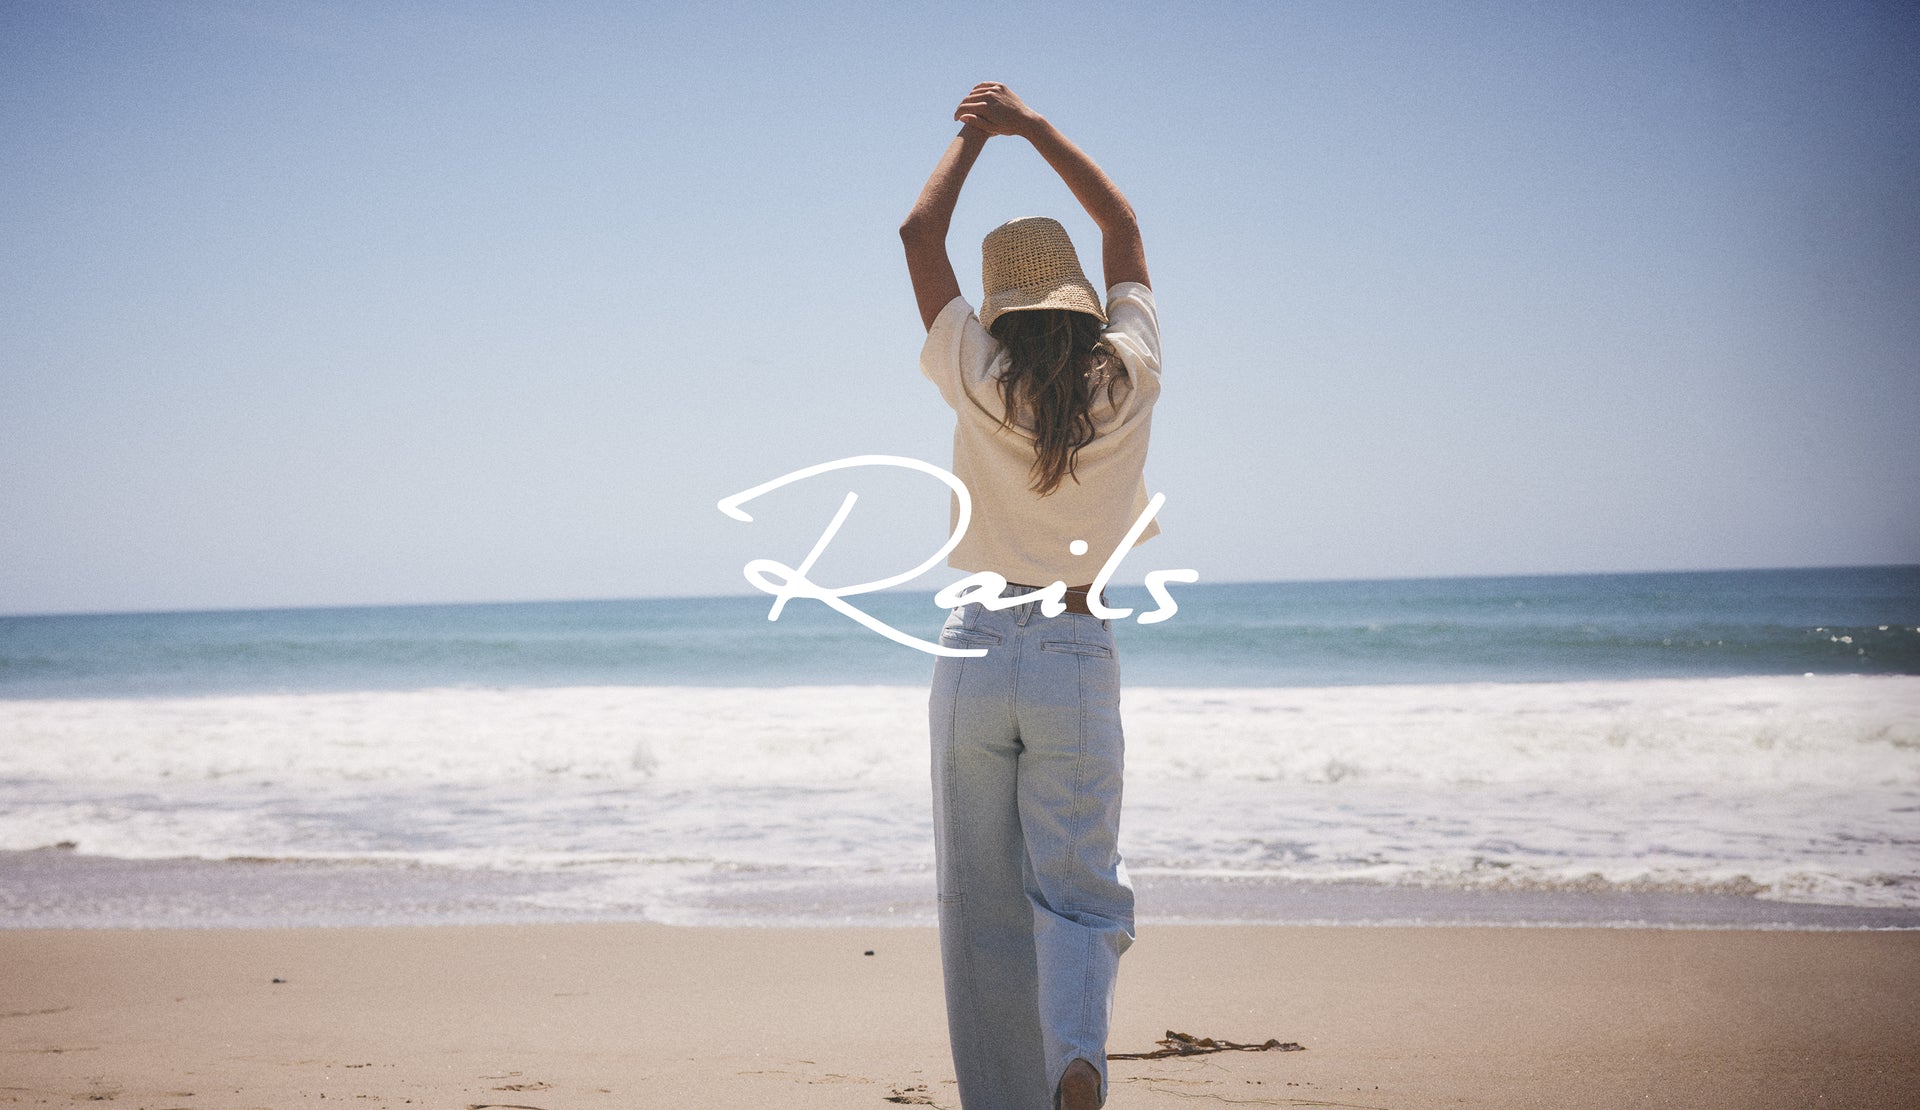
[901, 83, 1160, 1110]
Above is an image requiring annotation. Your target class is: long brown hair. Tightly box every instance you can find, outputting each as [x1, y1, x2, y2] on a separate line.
[989, 308, 1126, 496]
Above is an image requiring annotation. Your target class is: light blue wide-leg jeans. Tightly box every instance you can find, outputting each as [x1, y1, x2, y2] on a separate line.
[930, 599, 1135, 1110]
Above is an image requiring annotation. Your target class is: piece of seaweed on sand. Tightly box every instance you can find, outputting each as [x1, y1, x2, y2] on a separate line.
[1108, 1030, 1306, 1060]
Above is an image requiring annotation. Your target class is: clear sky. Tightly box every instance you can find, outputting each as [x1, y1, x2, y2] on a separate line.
[4, 0, 1916, 615]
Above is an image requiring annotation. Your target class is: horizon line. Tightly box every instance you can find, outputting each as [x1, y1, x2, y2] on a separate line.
[5, 561, 1916, 621]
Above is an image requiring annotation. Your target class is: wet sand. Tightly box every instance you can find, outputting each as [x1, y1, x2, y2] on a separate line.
[2, 924, 1916, 1108]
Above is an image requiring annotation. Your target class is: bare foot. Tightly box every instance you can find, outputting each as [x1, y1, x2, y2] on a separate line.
[1058, 1057, 1101, 1110]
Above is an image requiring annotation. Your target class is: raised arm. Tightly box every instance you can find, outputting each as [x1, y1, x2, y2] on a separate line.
[900, 125, 989, 331]
[956, 83, 1149, 291]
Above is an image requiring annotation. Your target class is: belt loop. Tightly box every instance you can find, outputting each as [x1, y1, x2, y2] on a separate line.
[1016, 600, 1033, 627]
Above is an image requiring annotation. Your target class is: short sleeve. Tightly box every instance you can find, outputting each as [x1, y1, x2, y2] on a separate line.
[1101, 282, 1161, 381]
[919, 296, 1001, 411]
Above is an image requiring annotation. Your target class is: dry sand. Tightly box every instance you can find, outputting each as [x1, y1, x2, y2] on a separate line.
[3, 923, 1916, 1109]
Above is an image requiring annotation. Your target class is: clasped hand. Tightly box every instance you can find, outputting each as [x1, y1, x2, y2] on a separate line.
[956, 82, 1039, 137]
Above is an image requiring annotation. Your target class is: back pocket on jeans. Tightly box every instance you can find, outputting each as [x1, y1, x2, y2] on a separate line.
[1040, 640, 1113, 658]
[943, 628, 1002, 648]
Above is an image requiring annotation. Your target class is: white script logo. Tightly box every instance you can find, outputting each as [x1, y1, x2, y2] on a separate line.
[717, 455, 1199, 657]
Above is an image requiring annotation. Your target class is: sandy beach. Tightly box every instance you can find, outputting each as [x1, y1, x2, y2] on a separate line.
[3, 923, 1915, 1109]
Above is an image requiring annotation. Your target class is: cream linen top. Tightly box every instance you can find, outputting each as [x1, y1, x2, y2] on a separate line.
[919, 281, 1161, 585]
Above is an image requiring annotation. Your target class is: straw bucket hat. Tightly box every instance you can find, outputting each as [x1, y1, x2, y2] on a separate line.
[979, 216, 1106, 332]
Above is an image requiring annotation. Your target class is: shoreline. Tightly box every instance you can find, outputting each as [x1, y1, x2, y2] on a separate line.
[2, 923, 1915, 1108]
[7, 849, 1917, 931]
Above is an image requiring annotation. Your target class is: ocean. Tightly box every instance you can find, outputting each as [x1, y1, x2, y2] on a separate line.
[3, 565, 1917, 928]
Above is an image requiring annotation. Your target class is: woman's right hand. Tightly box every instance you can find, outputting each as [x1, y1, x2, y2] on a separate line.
[955, 82, 1039, 138]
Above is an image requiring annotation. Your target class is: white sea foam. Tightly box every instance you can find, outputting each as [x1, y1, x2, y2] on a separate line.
[0, 685, 926, 784]
[1123, 675, 1920, 787]
[1, 675, 1914, 787]
[3, 676, 1916, 921]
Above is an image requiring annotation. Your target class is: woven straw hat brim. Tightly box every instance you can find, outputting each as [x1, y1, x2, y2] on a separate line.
[982, 284, 1107, 332]
[980, 217, 1106, 332]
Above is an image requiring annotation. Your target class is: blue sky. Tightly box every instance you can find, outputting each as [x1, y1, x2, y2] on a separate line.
[3, 0, 1916, 615]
